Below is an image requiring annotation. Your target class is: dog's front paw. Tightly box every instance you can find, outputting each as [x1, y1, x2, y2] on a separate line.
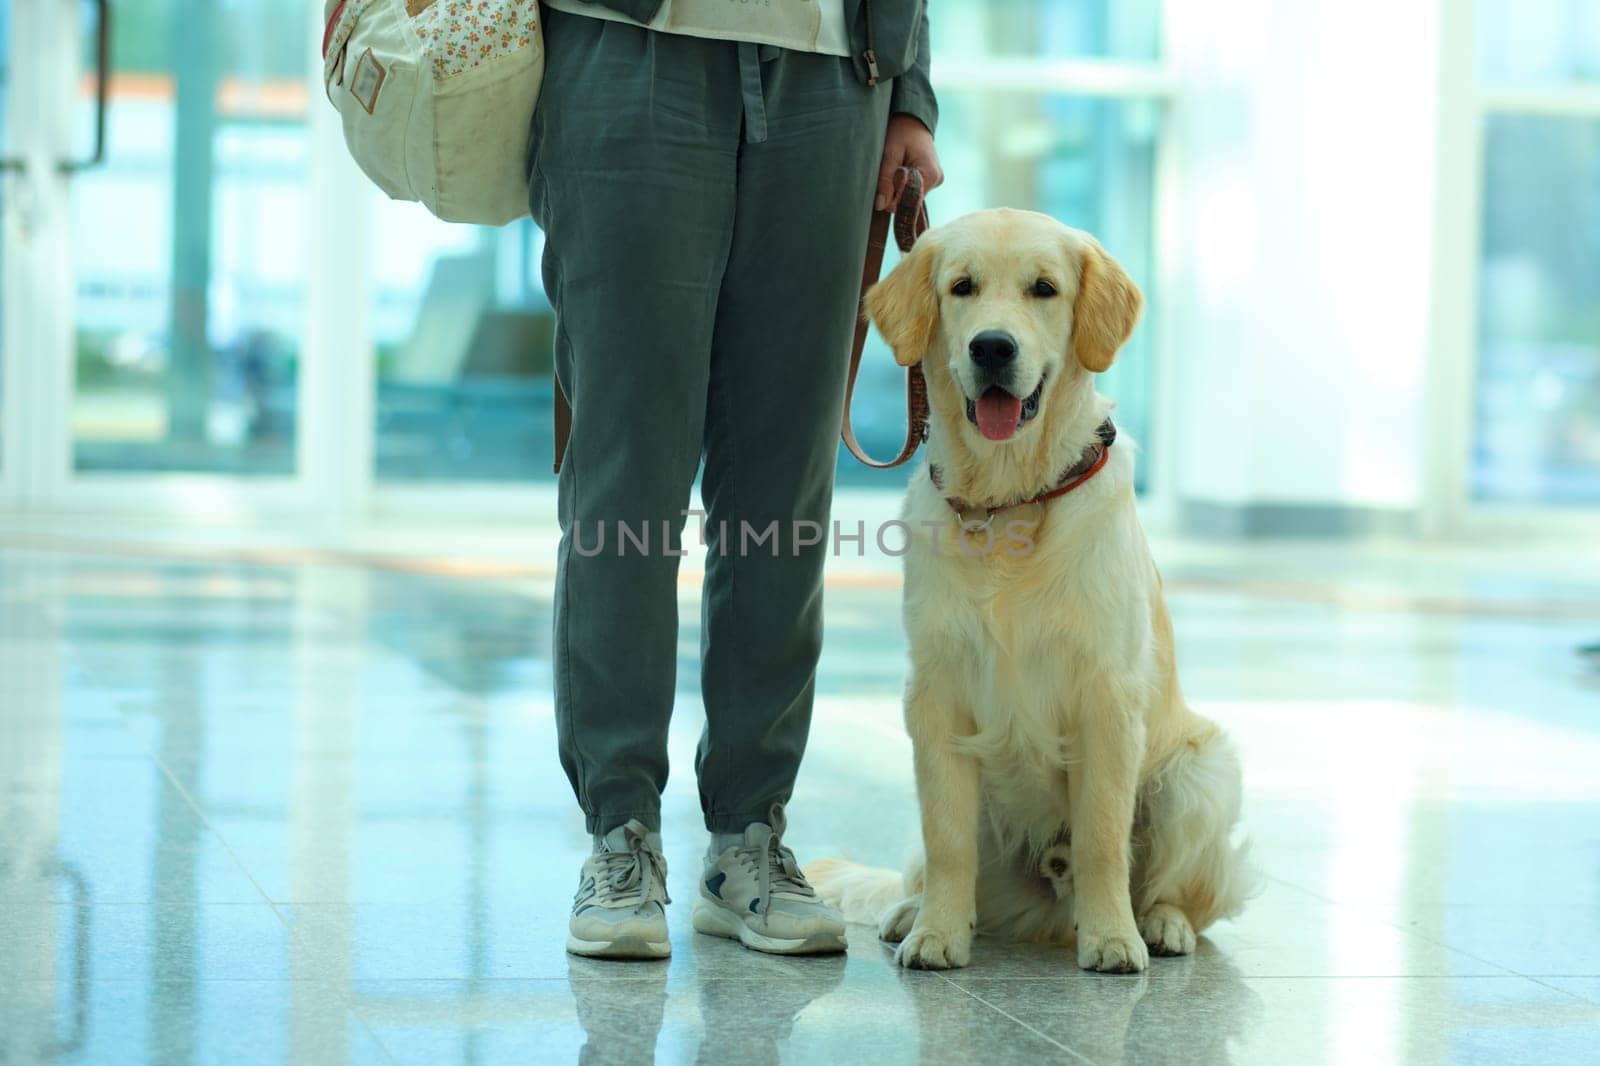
[896, 920, 972, 970]
[879, 897, 921, 943]
[1077, 921, 1149, 973]
[1138, 903, 1196, 957]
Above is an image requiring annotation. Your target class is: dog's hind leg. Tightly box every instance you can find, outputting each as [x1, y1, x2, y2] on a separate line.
[879, 896, 921, 942]
[878, 852, 926, 943]
[1134, 721, 1257, 953]
[1039, 840, 1074, 901]
[1138, 901, 1197, 956]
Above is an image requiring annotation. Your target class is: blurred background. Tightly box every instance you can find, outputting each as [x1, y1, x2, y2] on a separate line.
[2, 0, 1594, 537]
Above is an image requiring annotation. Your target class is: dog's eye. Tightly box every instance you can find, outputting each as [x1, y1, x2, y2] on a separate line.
[950, 277, 974, 297]
[1032, 278, 1058, 298]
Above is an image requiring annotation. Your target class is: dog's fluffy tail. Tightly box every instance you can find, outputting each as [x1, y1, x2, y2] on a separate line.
[805, 858, 904, 925]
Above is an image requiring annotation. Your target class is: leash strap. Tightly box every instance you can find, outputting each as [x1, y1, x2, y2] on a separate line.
[841, 165, 931, 469]
[552, 166, 931, 475]
[553, 376, 572, 475]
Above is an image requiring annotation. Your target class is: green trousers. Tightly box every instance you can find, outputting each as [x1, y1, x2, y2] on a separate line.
[529, 6, 894, 834]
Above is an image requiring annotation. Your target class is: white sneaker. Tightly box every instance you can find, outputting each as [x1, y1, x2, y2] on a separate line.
[566, 819, 671, 960]
[692, 805, 846, 955]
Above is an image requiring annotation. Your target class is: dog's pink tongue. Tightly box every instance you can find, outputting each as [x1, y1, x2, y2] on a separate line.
[975, 389, 1023, 441]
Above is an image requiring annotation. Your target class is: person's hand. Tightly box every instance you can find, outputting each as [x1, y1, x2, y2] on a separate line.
[876, 114, 943, 212]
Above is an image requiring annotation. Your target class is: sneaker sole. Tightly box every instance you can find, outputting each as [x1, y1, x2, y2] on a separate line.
[692, 899, 847, 956]
[565, 933, 671, 960]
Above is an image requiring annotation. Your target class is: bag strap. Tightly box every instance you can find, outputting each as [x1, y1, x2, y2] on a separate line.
[841, 165, 931, 469]
[552, 166, 931, 476]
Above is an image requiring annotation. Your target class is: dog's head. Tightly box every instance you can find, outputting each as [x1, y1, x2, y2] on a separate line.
[864, 209, 1141, 444]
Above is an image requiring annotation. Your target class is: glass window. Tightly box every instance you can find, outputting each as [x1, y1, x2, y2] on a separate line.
[372, 204, 556, 482]
[1476, 0, 1600, 89]
[932, 0, 1161, 62]
[70, 0, 307, 475]
[1473, 115, 1600, 505]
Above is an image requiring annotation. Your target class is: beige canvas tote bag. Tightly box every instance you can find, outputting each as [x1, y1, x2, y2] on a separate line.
[322, 0, 544, 225]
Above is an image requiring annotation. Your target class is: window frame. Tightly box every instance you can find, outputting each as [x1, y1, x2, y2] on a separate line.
[1422, 0, 1600, 538]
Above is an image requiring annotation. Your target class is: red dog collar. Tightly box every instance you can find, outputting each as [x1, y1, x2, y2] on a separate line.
[930, 420, 1116, 519]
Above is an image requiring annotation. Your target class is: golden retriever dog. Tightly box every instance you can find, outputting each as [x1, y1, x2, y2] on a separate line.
[810, 209, 1253, 972]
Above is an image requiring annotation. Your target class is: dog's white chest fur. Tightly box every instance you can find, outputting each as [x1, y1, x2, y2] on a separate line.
[900, 450, 1156, 800]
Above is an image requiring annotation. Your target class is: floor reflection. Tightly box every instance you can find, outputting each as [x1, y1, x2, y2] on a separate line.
[691, 954, 845, 1065]
[569, 957, 669, 1064]
[2, 541, 1599, 1064]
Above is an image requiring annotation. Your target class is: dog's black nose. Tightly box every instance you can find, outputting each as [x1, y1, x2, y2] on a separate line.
[969, 331, 1017, 370]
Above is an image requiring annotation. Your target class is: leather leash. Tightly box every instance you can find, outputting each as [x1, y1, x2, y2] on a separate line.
[553, 364, 572, 475]
[842, 165, 931, 469]
[551, 166, 931, 475]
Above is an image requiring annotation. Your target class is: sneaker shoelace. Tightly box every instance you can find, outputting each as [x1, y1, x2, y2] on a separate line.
[587, 824, 669, 908]
[742, 804, 817, 913]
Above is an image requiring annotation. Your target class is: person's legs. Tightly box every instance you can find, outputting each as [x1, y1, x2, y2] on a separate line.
[531, 8, 742, 836]
[695, 44, 894, 830]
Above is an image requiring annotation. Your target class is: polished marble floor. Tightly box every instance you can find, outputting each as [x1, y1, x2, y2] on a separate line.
[2, 533, 1599, 1065]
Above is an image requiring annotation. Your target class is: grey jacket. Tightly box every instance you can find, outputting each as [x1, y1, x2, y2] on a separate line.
[578, 0, 938, 133]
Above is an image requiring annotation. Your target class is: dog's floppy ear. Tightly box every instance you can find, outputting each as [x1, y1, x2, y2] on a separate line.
[864, 234, 940, 368]
[1070, 236, 1143, 373]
